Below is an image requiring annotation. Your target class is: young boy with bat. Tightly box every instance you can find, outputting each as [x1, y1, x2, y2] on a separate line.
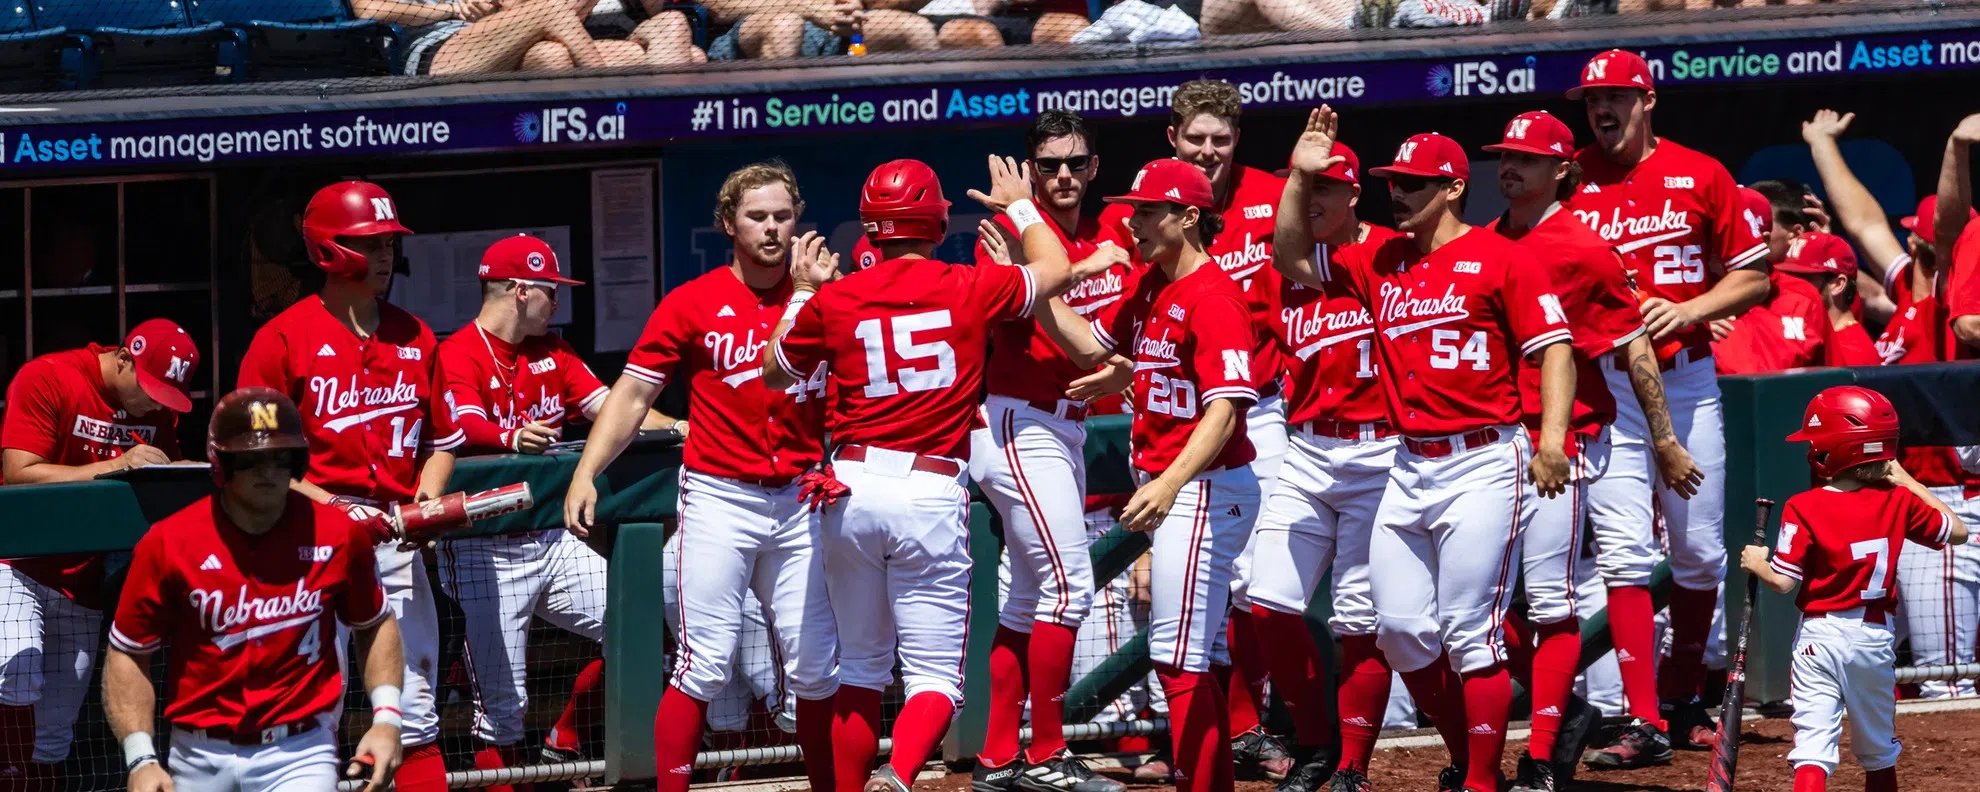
[1740, 386, 1968, 792]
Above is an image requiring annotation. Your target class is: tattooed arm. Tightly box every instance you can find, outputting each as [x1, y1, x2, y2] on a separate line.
[1622, 333, 1704, 499]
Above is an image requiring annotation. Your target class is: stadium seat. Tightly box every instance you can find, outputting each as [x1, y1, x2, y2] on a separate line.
[189, 0, 395, 82]
[34, 0, 228, 88]
[0, 4, 66, 92]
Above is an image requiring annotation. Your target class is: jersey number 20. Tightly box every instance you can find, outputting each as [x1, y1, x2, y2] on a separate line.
[855, 310, 957, 398]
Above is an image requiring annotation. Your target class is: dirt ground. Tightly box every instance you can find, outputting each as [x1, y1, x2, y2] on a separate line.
[919, 707, 1980, 792]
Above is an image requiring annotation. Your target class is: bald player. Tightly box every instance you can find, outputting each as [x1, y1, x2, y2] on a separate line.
[1568, 49, 1771, 760]
[237, 180, 462, 790]
[0, 319, 200, 784]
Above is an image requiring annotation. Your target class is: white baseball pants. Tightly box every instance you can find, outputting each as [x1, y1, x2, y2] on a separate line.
[662, 530, 789, 733]
[1227, 392, 1289, 613]
[167, 714, 339, 792]
[971, 396, 1096, 633]
[1895, 486, 1980, 698]
[376, 543, 442, 747]
[1590, 355, 1727, 592]
[1524, 432, 1609, 626]
[1144, 464, 1260, 673]
[1242, 426, 1396, 637]
[1787, 613, 1900, 775]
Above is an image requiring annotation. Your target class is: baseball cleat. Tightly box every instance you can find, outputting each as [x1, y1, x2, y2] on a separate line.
[1273, 745, 1336, 792]
[1133, 748, 1174, 783]
[1435, 765, 1463, 792]
[1509, 755, 1556, 792]
[1666, 699, 1719, 750]
[1581, 718, 1673, 769]
[1326, 767, 1373, 792]
[1016, 750, 1125, 792]
[867, 765, 913, 792]
[1233, 726, 1295, 780]
[974, 758, 1024, 792]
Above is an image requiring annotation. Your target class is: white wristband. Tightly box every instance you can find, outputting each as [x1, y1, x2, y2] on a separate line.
[123, 732, 158, 770]
[1006, 199, 1045, 234]
[782, 290, 815, 325]
[371, 684, 404, 729]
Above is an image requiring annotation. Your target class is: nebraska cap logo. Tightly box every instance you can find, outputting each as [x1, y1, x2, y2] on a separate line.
[1586, 58, 1608, 80]
[1132, 168, 1148, 190]
[527, 251, 547, 272]
[1397, 141, 1418, 162]
[371, 197, 396, 221]
[129, 336, 146, 355]
[1508, 118, 1532, 139]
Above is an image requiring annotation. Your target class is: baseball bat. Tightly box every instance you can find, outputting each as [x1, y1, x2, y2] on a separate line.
[389, 482, 535, 542]
[1705, 497, 1776, 792]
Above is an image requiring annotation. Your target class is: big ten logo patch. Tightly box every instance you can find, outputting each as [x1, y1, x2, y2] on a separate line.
[398, 346, 421, 361]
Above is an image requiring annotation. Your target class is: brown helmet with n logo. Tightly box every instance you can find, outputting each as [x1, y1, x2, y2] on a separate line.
[207, 387, 309, 485]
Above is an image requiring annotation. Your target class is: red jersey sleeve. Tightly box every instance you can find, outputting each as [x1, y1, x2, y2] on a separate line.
[1500, 247, 1574, 358]
[555, 339, 609, 418]
[623, 296, 692, 389]
[1948, 224, 1980, 322]
[437, 341, 509, 452]
[108, 529, 174, 655]
[1191, 293, 1261, 407]
[973, 260, 1038, 323]
[772, 294, 829, 380]
[420, 334, 463, 453]
[236, 325, 293, 395]
[339, 513, 389, 628]
[1090, 287, 1141, 357]
[1770, 499, 1814, 582]
[0, 364, 63, 460]
[1574, 249, 1648, 357]
[1898, 488, 1955, 550]
[1708, 165, 1770, 273]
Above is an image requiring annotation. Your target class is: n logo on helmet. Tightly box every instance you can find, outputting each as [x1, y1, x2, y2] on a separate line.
[1508, 118, 1532, 139]
[249, 402, 281, 431]
[371, 197, 397, 222]
[1586, 59, 1608, 80]
[165, 356, 192, 384]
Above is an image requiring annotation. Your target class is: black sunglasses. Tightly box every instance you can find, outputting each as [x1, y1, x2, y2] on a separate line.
[1033, 155, 1094, 174]
[1388, 175, 1453, 194]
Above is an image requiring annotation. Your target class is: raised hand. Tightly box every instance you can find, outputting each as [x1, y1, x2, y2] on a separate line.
[966, 155, 1034, 213]
[1289, 105, 1345, 176]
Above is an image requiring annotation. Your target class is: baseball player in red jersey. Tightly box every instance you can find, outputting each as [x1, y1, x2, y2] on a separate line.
[1775, 232, 1880, 367]
[1740, 386, 1968, 792]
[1938, 114, 1980, 358]
[0, 319, 200, 783]
[1484, 110, 1703, 792]
[1335, 131, 1576, 792]
[564, 162, 840, 792]
[1709, 188, 1833, 376]
[433, 234, 616, 776]
[1568, 49, 1772, 757]
[105, 388, 406, 792]
[235, 181, 462, 791]
[1248, 109, 1400, 792]
[968, 110, 1137, 792]
[1030, 156, 1263, 792]
[1095, 79, 1291, 774]
[764, 156, 1077, 792]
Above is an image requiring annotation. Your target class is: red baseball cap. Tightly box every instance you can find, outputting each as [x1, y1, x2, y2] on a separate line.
[852, 235, 882, 270]
[1898, 195, 1979, 246]
[1369, 133, 1469, 182]
[1481, 111, 1575, 158]
[1739, 187, 1775, 236]
[1778, 231, 1859, 278]
[125, 318, 199, 414]
[1106, 158, 1215, 209]
[1567, 50, 1655, 100]
[479, 235, 582, 285]
[1298, 141, 1362, 185]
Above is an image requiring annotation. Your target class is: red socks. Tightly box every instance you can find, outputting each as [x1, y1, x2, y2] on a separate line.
[1606, 584, 1666, 727]
[396, 742, 449, 792]
[1460, 667, 1512, 792]
[1866, 766, 1896, 792]
[653, 687, 710, 792]
[833, 686, 884, 792]
[981, 626, 1031, 766]
[1660, 584, 1721, 703]
[887, 692, 956, 782]
[1223, 610, 1269, 735]
[1398, 658, 1468, 766]
[1795, 765, 1829, 792]
[548, 658, 605, 753]
[1250, 606, 1332, 748]
[797, 696, 836, 792]
[472, 743, 533, 792]
[1027, 621, 1078, 762]
[1156, 665, 1234, 792]
[1337, 635, 1393, 773]
[1526, 618, 1581, 760]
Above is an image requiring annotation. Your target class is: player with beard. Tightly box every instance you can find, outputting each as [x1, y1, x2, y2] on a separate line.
[1098, 79, 1292, 779]
[1568, 50, 1770, 761]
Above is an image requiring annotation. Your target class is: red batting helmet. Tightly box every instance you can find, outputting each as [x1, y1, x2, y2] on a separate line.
[860, 160, 950, 243]
[207, 386, 310, 488]
[302, 181, 413, 280]
[1786, 385, 1899, 478]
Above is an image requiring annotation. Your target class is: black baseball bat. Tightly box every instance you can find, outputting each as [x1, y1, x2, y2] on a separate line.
[1705, 497, 1775, 792]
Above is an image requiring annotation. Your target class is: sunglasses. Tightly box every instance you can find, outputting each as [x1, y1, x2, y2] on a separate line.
[1033, 155, 1094, 175]
[1388, 175, 1452, 194]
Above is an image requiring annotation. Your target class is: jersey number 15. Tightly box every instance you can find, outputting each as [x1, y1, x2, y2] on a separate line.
[855, 310, 957, 398]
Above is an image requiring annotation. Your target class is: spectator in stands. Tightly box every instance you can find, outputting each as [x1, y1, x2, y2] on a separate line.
[357, 0, 703, 75]
[700, 0, 937, 59]
[919, 0, 1090, 47]
[1198, 0, 1356, 33]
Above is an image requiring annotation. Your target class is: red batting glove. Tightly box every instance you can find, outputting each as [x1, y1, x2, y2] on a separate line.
[796, 465, 851, 512]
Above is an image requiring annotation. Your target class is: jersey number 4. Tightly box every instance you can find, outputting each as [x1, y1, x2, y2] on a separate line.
[855, 310, 957, 398]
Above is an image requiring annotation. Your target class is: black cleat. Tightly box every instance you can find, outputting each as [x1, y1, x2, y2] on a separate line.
[1274, 745, 1336, 792]
[1582, 718, 1674, 770]
[1509, 755, 1556, 792]
[1016, 751, 1126, 792]
[975, 758, 1024, 792]
[1436, 765, 1463, 792]
[1233, 727, 1295, 780]
[1327, 767, 1373, 792]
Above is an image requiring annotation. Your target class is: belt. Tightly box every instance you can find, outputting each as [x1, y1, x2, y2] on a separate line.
[836, 444, 964, 477]
[1808, 607, 1889, 626]
[1402, 428, 1502, 459]
[1608, 343, 1711, 374]
[1025, 399, 1089, 422]
[1295, 419, 1396, 442]
[185, 718, 319, 747]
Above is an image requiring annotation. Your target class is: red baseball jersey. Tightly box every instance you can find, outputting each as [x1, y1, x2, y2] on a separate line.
[1945, 223, 1980, 360]
[1875, 292, 1942, 366]
[237, 297, 463, 503]
[110, 493, 388, 731]
[1571, 140, 1769, 359]
[1334, 227, 1572, 437]
[1493, 209, 1646, 443]
[1274, 224, 1400, 426]
[774, 257, 1034, 460]
[436, 325, 608, 455]
[1092, 262, 1258, 475]
[975, 213, 1137, 404]
[1, 344, 183, 604]
[1770, 485, 1954, 618]
[1101, 166, 1288, 392]
[624, 268, 827, 484]
[1711, 274, 1831, 375]
[1828, 323, 1880, 368]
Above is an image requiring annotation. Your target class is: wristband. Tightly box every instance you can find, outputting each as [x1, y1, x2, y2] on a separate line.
[123, 733, 158, 772]
[1006, 199, 1045, 235]
[781, 290, 814, 325]
[370, 684, 404, 729]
